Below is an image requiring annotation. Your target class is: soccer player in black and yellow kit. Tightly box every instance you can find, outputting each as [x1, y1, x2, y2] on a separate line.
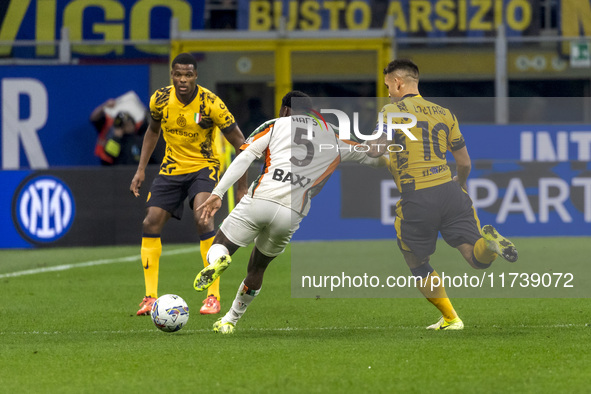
[371, 59, 518, 330]
[130, 53, 247, 316]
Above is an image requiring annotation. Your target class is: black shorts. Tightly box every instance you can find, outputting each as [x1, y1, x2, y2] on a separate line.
[146, 166, 219, 220]
[395, 181, 481, 261]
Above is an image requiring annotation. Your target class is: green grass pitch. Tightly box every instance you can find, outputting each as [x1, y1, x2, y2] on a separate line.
[1, 238, 590, 393]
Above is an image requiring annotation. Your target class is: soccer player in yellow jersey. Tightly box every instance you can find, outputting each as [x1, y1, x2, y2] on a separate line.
[130, 53, 247, 316]
[370, 59, 518, 330]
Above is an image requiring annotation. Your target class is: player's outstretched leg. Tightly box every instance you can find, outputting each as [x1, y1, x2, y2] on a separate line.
[194, 255, 232, 292]
[481, 225, 518, 262]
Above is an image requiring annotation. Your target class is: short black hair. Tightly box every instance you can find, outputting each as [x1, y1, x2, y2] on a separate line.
[383, 59, 419, 80]
[171, 52, 197, 70]
[281, 90, 312, 110]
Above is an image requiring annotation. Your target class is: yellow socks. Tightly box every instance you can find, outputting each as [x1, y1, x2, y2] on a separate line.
[417, 270, 458, 322]
[141, 235, 161, 299]
[200, 231, 219, 300]
[473, 237, 498, 268]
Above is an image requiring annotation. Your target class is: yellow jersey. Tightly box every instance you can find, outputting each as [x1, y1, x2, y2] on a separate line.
[380, 95, 465, 193]
[149, 84, 236, 175]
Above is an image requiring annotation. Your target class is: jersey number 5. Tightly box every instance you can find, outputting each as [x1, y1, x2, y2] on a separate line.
[290, 127, 314, 167]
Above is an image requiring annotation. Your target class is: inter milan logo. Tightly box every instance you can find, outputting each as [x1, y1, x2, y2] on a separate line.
[13, 175, 75, 243]
[176, 114, 186, 127]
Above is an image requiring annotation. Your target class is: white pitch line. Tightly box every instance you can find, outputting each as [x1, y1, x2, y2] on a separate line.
[0, 323, 588, 336]
[0, 246, 200, 279]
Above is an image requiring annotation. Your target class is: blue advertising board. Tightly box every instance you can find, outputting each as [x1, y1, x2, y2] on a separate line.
[293, 123, 591, 241]
[1, 160, 589, 249]
[0, 170, 33, 248]
[460, 125, 591, 162]
[0, 65, 150, 168]
[294, 158, 591, 242]
[1, 111, 590, 247]
[0, 167, 230, 249]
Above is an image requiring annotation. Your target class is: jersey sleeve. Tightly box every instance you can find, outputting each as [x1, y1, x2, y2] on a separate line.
[240, 119, 276, 153]
[149, 86, 171, 122]
[208, 93, 236, 132]
[447, 112, 466, 151]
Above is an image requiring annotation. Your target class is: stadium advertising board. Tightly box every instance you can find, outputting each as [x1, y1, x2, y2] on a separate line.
[2, 88, 590, 248]
[291, 158, 590, 243]
[0, 167, 216, 249]
[322, 120, 591, 239]
[290, 96, 591, 241]
[0, 65, 149, 169]
[0, 0, 204, 58]
[1, 155, 588, 249]
[239, 0, 591, 38]
[335, 158, 591, 237]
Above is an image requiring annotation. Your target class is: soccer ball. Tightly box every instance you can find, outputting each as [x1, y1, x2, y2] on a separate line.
[150, 294, 189, 332]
